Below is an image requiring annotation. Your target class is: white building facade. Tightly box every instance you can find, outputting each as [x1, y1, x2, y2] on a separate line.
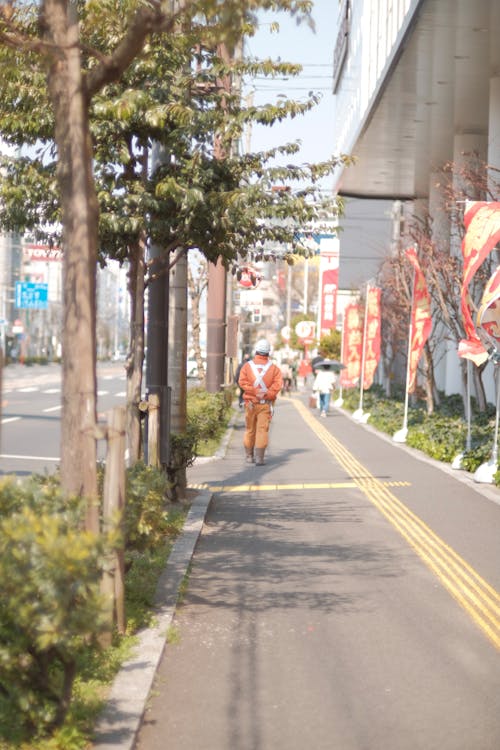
[331, 0, 500, 399]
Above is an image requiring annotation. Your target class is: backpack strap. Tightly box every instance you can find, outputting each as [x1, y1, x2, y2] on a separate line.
[249, 360, 272, 393]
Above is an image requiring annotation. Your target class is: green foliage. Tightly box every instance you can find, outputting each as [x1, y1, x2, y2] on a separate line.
[0, 479, 108, 742]
[124, 462, 184, 553]
[318, 329, 341, 359]
[285, 313, 316, 350]
[168, 425, 199, 475]
[0, 461, 190, 747]
[187, 387, 232, 443]
[0, 1, 351, 266]
[406, 414, 465, 462]
[124, 546, 171, 634]
[460, 443, 493, 473]
[341, 387, 499, 478]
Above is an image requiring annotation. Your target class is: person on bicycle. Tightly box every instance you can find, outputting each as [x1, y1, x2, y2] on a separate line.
[280, 360, 292, 395]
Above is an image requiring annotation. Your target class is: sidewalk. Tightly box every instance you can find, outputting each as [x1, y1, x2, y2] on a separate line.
[94, 391, 500, 750]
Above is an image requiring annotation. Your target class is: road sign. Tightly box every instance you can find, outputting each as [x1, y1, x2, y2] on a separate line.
[237, 265, 261, 289]
[15, 282, 49, 310]
[295, 320, 315, 341]
[281, 325, 291, 342]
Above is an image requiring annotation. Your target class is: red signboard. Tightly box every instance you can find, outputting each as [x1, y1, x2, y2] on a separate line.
[23, 244, 63, 262]
[340, 303, 363, 388]
[318, 236, 339, 334]
[238, 265, 261, 289]
[362, 286, 381, 390]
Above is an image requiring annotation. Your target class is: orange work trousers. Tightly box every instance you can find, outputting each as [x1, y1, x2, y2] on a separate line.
[243, 402, 272, 450]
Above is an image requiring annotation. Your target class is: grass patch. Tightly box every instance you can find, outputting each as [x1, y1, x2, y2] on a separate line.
[196, 436, 222, 457]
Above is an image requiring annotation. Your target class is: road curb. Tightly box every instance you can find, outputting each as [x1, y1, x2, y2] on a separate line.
[335, 403, 500, 507]
[92, 489, 213, 750]
[92, 415, 238, 749]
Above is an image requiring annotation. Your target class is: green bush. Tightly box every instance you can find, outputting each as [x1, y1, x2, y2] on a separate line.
[187, 387, 232, 442]
[0, 478, 108, 742]
[406, 414, 465, 462]
[341, 387, 499, 478]
[124, 461, 185, 552]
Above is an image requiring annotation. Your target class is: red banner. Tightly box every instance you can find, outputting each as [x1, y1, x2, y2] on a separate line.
[476, 265, 500, 353]
[459, 201, 500, 365]
[362, 287, 381, 390]
[406, 247, 432, 393]
[319, 235, 339, 334]
[340, 303, 363, 388]
[320, 266, 338, 332]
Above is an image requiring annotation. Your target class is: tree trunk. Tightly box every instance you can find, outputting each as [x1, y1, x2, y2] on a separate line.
[422, 342, 435, 414]
[42, 0, 98, 528]
[168, 249, 188, 499]
[187, 254, 207, 387]
[126, 235, 146, 464]
[473, 361, 488, 412]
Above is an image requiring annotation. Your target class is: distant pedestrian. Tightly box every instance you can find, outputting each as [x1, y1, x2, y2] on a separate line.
[279, 360, 292, 395]
[298, 358, 312, 387]
[234, 353, 251, 408]
[238, 339, 282, 465]
[312, 365, 337, 417]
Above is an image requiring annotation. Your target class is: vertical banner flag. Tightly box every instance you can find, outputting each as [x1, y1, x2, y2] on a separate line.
[362, 286, 381, 389]
[406, 247, 432, 393]
[459, 201, 500, 365]
[318, 234, 339, 335]
[476, 265, 500, 353]
[296, 229, 339, 336]
[340, 303, 363, 387]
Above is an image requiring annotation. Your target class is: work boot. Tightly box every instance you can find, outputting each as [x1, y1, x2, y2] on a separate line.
[255, 448, 266, 466]
[245, 449, 255, 464]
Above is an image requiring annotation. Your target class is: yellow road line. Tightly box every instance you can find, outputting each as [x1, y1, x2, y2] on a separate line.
[293, 398, 500, 651]
[188, 480, 410, 492]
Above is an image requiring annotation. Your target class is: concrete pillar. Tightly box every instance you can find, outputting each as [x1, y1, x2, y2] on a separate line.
[487, 77, 500, 186]
[428, 169, 450, 250]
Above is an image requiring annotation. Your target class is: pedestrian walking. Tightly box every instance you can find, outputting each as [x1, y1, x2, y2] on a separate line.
[298, 357, 312, 387]
[312, 364, 337, 417]
[238, 338, 283, 465]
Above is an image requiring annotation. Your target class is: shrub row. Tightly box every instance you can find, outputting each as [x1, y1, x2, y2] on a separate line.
[0, 388, 233, 746]
[0, 462, 186, 746]
[340, 386, 499, 482]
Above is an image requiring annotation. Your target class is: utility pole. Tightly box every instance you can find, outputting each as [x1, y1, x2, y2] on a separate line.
[205, 38, 242, 392]
[206, 257, 227, 392]
[145, 144, 170, 463]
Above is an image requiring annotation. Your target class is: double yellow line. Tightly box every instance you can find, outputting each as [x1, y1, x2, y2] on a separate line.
[294, 399, 500, 651]
[189, 480, 410, 492]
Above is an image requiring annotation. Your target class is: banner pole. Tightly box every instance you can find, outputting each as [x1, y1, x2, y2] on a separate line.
[474, 363, 500, 482]
[334, 308, 345, 407]
[466, 358, 472, 451]
[353, 284, 369, 421]
[492, 365, 500, 465]
[393, 268, 415, 442]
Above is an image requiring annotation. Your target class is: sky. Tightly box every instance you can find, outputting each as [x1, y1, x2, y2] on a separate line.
[243, 0, 339, 194]
[243, 1, 395, 289]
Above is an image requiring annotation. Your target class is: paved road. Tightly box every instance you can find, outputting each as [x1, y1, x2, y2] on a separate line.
[135, 393, 500, 750]
[0, 361, 128, 475]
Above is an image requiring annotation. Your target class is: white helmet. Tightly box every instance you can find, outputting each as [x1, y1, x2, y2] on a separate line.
[255, 338, 271, 355]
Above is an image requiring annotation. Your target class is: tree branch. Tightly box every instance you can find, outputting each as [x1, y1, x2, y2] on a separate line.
[85, 2, 188, 99]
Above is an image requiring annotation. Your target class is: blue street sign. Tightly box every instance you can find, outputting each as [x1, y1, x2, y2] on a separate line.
[15, 282, 49, 310]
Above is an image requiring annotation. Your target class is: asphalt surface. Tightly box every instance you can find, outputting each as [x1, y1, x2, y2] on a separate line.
[93, 390, 500, 750]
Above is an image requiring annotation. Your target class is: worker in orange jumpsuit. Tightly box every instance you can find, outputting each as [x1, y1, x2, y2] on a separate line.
[238, 338, 283, 466]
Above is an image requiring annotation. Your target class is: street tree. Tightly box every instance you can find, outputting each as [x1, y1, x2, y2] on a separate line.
[0, 1, 352, 492]
[187, 253, 208, 386]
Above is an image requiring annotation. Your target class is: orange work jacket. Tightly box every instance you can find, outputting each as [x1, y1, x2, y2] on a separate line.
[238, 354, 283, 404]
